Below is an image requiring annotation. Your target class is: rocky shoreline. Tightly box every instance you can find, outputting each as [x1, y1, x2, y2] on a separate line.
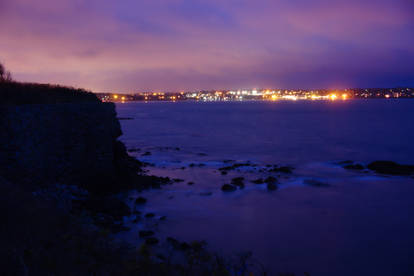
[0, 84, 268, 275]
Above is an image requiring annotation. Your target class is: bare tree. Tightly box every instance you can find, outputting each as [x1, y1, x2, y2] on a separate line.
[0, 63, 4, 80]
[0, 62, 12, 82]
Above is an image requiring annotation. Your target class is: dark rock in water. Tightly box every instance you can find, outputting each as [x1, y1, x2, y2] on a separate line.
[139, 230, 155, 237]
[181, 167, 186, 170]
[189, 163, 196, 167]
[337, 160, 354, 165]
[197, 153, 208, 156]
[173, 178, 184, 182]
[221, 184, 237, 192]
[199, 192, 213, 196]
[219, 163, 252, 172]
[142, 151, 151, 156]
[145, 213, 155, 218]
[135, 197, 147, 204]
[251, 178, 264, 184]
[264, 176, 278, 184]
[304, 179, 330, 187]
[159, 216, 167, 221]
[267, 182, 278, 191]
[268, 166, 293, 174]
[344, 164, 365, 170]
[221, 171, 228, 175]
[145, 237, 159, 245]
[187, 181, 195, 185]
[231, 177, 245, 188]
[367, 161, 414, 175]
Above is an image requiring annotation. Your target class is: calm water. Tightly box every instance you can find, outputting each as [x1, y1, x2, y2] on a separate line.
[116, 100, 414, 276]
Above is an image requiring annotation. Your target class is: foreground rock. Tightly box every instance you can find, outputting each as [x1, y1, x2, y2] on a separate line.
[231, 177, 245, 188]
[267, 182, 278, 191]
[304, 179, 330, 187]
[367, 161, 414, 176]
[221, 184, 237, 192]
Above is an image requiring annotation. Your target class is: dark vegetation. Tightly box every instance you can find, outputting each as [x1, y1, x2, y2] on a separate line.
[0, 63, 98, 105]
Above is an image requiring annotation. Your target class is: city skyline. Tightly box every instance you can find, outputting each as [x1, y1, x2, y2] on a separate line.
[1, 0, 413, 92]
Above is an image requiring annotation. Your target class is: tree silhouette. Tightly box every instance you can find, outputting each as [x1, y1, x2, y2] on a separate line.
[0, 62, 13, 82]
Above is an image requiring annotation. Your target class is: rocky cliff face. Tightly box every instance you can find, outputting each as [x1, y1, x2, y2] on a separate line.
[0, 102, 137, 192]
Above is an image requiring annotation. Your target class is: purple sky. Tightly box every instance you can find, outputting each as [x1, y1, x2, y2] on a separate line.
[1, 0, 413, 92]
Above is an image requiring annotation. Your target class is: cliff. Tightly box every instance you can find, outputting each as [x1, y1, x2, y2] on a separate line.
[0, 82, 146, 194]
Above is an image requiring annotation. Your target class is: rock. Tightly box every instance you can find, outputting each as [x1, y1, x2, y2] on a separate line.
[267, 182, 278, 191]
[337, 160, 354, 165]
[231, 177, 245, 188]
[219, 163, 252, 172]
[304, 179, 329, 187]
[142, 151, 151, 156]
[221, 184, 237, 192]
[251, 178, 264, 184]
[173, 178, 184, 182]
[145, 213, 155, 218]
[139, 230, 155, 237]
[159, 216, 167, 221]
[135, 197, 147, 204]
[268, 166, 293, 174]
[187, 181, 194, 185]
[264, 176, 278, 184]
[344, 164, 365, 170]
[367, 161, 414, 175]
[199, 192, 213, 196]
[221, 171, 228, 175]
[145, 237, 159, 245]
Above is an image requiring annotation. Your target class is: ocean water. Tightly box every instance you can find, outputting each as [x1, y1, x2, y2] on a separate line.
[116, 100, 414, 275]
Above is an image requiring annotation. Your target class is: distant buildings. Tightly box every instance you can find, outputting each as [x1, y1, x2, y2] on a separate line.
[96, 88, 414, 102]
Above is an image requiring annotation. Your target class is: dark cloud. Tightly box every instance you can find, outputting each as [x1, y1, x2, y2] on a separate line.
[0, 0, 413, 91]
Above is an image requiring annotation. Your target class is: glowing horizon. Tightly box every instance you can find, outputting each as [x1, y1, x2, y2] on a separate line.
[1, 0, 413, 92]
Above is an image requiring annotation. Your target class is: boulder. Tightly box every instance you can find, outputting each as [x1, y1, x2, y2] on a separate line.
[304, 179, 329, 187]
[135, 197, 147, 204]
[221, 184, 237, 192]
[267, 183, 278, 191]
[367, 161, 414, 175]
[344, 164, 365, 170]
[231, 177, 245, 188]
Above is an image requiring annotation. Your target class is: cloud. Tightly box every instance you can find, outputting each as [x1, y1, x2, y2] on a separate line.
[0, 0, 413, 91]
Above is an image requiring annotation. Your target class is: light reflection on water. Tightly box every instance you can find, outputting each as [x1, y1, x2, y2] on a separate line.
[116, 101, 414, 276]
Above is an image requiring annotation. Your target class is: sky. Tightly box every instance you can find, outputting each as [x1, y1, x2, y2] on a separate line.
[0, 0, 413, 92]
